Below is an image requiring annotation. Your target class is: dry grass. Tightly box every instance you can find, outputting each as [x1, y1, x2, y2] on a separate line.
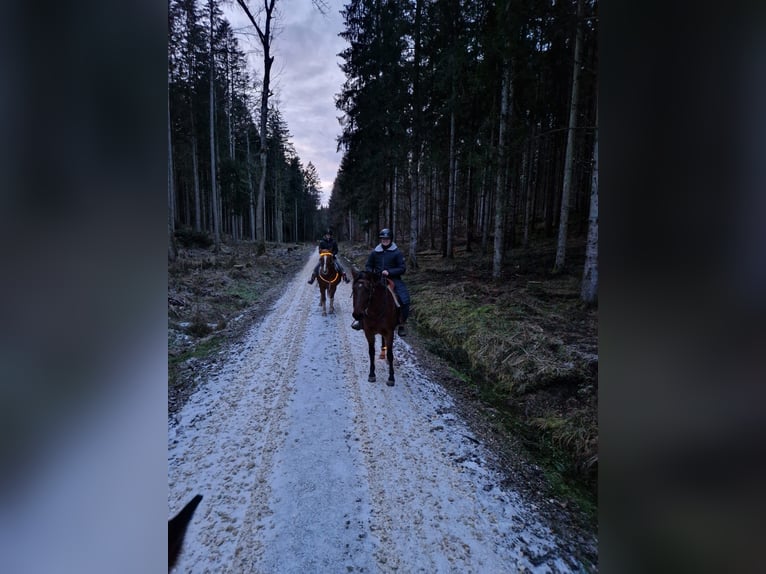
[345, 239, 598, 499]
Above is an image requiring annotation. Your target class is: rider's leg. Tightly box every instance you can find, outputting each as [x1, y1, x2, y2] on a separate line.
[308, 263, 319, 284]
[394, 281, 411, 335]
[335, 256, 350, 283]
[398, 303, 410, 336]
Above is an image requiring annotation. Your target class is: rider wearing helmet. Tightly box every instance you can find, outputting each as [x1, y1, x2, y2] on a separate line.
[351, 228, 411, 336]
[308, 228, 350, 284]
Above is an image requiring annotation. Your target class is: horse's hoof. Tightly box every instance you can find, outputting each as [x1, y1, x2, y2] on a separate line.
[386, 379, 395, 386]
[368, 375, 376, 382]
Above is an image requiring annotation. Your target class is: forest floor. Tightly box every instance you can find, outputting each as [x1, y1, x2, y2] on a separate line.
[168, 235, 598, 563]
[342, 238, 598, 519]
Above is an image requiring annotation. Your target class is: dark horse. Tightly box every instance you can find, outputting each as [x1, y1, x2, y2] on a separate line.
[317, 250, 342, 316]
[351, 270, 400, 386]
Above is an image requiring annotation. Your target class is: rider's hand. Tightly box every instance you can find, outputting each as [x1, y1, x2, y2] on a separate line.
[382, 270, 389, 276]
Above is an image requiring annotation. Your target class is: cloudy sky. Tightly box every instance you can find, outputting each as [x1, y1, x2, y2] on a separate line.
[224, 1, 348, 207]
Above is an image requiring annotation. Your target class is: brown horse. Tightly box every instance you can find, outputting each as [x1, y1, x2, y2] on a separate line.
[351, 270, 400, 386]
[317, 250, 342, 316]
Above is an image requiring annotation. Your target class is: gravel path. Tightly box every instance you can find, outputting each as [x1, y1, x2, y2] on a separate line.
[168, 253, 582, 573]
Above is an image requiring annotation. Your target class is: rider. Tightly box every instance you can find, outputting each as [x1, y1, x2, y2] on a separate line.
[307, 228, 350, 284]
[350, 228, 411, 336]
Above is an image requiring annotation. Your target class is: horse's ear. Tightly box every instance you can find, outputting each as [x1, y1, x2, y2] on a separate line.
[351, 269, 359, 281]
[169, 494, 202, 570]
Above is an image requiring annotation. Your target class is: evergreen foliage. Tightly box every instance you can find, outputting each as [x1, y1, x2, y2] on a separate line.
[168, 0, 321, 244]
[331, 0, 598, 291]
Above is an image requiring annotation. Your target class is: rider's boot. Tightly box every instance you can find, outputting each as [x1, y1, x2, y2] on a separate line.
[398, 303, 410, 336]
[307, 272, 317, 284]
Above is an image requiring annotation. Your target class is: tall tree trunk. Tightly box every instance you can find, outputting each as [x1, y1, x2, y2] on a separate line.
[522, 133, 533, 249]
[479, 163, 489, 255]
[581, 105, 598, 303]
[554, 0, 583, 273]
[257, 40, 273, 250]
[191, 122, 202, 232]
[492, 62, 511, 279]
[446, 108, 456, 259]
[481, 120, 495, 256]
[429, 169, 436, 250]
[406, 0, 422, 269]
[522, 125, 540, 249]
[186, 63, 202, 232]
[209, 0, 221, 249]
[542, 134, 553, 237]
[226, 49, 234, 160]
[465, 164, 473, 252]
[246, 128, 255, 239]
[236, 0, 276, 254]
[506, 153, 516, 249]
[408, 152, 420, 269]
[168, 92, 177, 262]
[275, 162, 283, 243]
[392, 166, 398, 239]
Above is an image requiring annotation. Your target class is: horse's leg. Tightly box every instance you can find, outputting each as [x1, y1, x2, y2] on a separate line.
[320, 286, 327, 316]
[366, 332, 376, 382]
[385, 333, 395, 386]
[329, 285, 336, 314]
[379, 334, 386, 360]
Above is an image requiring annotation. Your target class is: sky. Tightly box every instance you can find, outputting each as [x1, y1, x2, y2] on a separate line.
[224, 1, 348, 207]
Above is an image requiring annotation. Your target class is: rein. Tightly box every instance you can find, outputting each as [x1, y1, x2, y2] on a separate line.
[357, 277, 394, 321]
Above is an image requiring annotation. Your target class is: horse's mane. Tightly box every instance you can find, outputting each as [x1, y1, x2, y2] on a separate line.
[355, 270, 381, 283]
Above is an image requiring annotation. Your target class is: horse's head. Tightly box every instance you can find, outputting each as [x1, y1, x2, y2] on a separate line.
[319, 250, 334, 275]
[351, 270, 381, 320]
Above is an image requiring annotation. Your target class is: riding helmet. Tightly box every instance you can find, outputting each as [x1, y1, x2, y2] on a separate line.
[325, 228, 333, 235]
[379, 228, 392, 239]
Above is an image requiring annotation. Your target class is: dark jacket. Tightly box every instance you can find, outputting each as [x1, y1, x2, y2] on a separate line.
[365, 242, 405, 278]
[318, 237, 338, 256]
[365, 242, 410, 305]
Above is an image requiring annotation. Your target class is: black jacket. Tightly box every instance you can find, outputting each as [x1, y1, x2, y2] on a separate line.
[365, 242, 405, 279]
[318, 237, 338, 256]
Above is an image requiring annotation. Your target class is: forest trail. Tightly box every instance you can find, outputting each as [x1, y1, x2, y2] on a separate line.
[168, 253, 582, 573]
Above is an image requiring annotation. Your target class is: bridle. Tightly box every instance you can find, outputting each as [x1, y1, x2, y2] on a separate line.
[353, 274, 390, 320]
[318, 252, 339, 284]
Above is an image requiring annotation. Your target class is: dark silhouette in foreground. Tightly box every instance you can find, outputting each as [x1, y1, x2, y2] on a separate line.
[169, 494, 202, 570]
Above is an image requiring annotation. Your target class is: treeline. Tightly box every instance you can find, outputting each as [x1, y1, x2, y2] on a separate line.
[328, 0, 598, 300]
[168, 0, 323, 256]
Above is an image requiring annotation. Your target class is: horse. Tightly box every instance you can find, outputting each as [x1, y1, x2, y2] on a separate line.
[317, 250, 342, 316]
[351, 270, 400, 386]
[169, 494, 202, 570]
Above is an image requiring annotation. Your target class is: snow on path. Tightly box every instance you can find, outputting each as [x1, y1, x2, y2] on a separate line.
[169, 252, 578, 573]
